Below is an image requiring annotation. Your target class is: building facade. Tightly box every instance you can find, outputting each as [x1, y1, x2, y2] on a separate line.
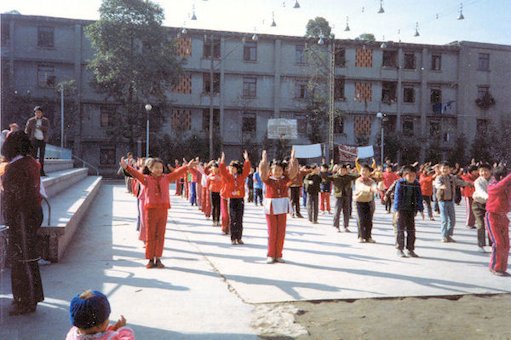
[1, 13, 510, 175]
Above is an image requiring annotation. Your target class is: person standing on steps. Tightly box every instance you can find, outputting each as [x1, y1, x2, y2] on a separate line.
[25, 106, 50, 177]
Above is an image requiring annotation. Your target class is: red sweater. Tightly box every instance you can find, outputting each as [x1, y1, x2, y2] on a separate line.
[419, 174, 434, 196]
[486, 173, 511, 214]
[263, 175, 292, 198]
[461, 173, 478, 198]
[126, 165, 188, 209]
[382, 171, 399, 190]
[207, 173, 223, 193]
[219, 160, 251, 199]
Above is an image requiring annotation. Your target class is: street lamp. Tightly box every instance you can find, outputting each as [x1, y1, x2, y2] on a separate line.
[376, 112, 385, 165]
[58, 84, 64, 148]
[145, 104, 152, 157]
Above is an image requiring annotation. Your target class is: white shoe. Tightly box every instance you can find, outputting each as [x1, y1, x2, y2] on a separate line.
[266, 257, 275, 264]
[275, 257, 285, 263]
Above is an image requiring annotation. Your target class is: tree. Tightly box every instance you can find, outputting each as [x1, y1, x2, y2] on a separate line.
[357, 33, 376, 41]
[447, 134, 468, 166]
[305, 17, 332, 38]
[86, 0, 182, 150]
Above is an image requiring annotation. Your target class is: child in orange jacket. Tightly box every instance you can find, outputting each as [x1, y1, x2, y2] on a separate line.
[121, 157, 196, 268]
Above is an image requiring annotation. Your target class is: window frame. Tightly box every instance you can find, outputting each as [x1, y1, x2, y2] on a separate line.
[203, 72, 220, 94]
[478, 53, 490, 71]
[37, 64, 56, 88]
[243, 41, 257, 62]
[382, 50, 398, 68]
[431, 54, 442, 71]
[294, 80, 308, 99]
[37, 26, 54, 48]
[242, 112, 257, 133]
[295, 44, 306, 64]
[403, 87, 415, 103]
[242, 77, 257, 98]
[203, 37, 221, 59]
[99, 147, 116, 166]
[403, 52, 416, 70]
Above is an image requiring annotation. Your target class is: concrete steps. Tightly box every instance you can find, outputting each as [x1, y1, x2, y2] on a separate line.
[44, 159, 74, 173]
[42, 168, 88, 198]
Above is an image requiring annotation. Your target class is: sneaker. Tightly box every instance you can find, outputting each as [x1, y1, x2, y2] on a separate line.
[366, 238, 376, 243]
[344, 228, 351, 233]
[407, 250, 419, 258]
[231, 240, 237, 245]
[441, 238, 449, 243]
[237, 239, 244, 245]
[430, 217, 435, 221]
[296, 213, 304, 218]
[146, 260, 155, 269]
[447, 236, 456, 243]
[155, 259, 165, 268]
[335, 227, 341, 232]
[266, 257, 275, 264]
[397, 250, 407, 257]
[358, 238, 365, 243]
[466, 225, 476, 229]
[491, 270, 510, 277]
[275, 257, 285, 263]
[478, 246, 486, 253]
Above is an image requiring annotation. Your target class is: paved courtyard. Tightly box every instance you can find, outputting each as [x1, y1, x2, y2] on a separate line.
[1, 183, 510, 339]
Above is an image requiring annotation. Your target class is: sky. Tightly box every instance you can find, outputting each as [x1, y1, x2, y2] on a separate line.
[1, 0, 510, 45]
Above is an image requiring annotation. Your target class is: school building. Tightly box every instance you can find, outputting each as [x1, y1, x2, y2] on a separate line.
[1, 12, 510, 175]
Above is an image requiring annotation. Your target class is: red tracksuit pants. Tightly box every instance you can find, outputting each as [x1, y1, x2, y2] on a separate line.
[144, 208, 168, 259]
[485, 212, 510, 273]
[266, 213, 287, 258]
[221, 197, 230, 234]
[320, 192, 331, 212]
[202, 187, 211, 218]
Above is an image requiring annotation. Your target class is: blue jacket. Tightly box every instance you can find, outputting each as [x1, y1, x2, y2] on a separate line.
[253, 172, 263, 189]
[393, 178, 424, 212]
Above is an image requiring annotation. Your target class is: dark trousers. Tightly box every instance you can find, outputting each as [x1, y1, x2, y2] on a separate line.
[31, 139, 46, 173]
[307, 192, 319, 222]
[8, 206, 44, 309]
[211, 192, 221, 223]
[423, 196, 433, 218]
[254, 188, 263, 205]
[290, 186, 301, 215]
[385, 197, 393, 213]
[229, 198, 244, 241]
[333, 196, 350, 229]
[248, 188, 254, 203]
[190, 182, 197, 206]
[472, 201, 492, 247]
[356, 201, 373, 240]
[397, 210, 416, 251]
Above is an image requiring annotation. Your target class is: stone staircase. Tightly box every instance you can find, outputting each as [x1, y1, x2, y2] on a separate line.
[38, 159, 102, 262]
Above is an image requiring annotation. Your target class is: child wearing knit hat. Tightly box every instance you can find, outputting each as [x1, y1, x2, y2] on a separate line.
[66, 290, 135, 340]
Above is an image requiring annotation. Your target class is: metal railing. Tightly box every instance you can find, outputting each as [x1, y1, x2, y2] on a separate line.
[72, 155, 100, 176]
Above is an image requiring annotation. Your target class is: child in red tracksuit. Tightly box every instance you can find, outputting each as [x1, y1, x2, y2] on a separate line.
[121, 157, 195, 269]
[485, 167, 511, 276]
[219, 151, 251, 245]
[461, 165, 478, 229]
[259, 149, 298, 263]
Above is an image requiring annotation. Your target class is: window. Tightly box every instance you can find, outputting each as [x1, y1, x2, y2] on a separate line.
[100, 148, 116, 165]
[381, 81, 397, 103]
[334, 116, 344, 134]
[334, 78, 345, 100]
[403, 120, 414, 136]
[334, 47, 346, 67]
[171, 109, 191, 130]
[403, 87, 415, 103]
[203, 37, 221, 59]
[242, 113, 256, 132]
[243, 41, 257, 62]
[403, 53, 416, 69]
[1, 22, 10, 46]
[478, 53, 490, 71]
[430, 88, 442, 104]
[202, 108, 220, 131]
[100, 105, 115, 127]
[295, 80, 308, 99]
[382, 50, 397, 67]
[430, 121, 440, 136]
[242, 77, 257, 98]
[37, 26, 54, 48]
[477, 86, 489, 99]
[295, 44, 306, 64]
[431, 54, 442, 70]
[296, 114, 307, 134]
[477, 119, 488, 135]
[203, 73, 220, 93]
[37, 64, 56, 87]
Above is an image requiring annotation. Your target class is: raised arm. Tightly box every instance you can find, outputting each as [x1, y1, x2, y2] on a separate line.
[287, 148, 298, 180]
[120, 157, 145, 183]
[259, 150, 270, 182]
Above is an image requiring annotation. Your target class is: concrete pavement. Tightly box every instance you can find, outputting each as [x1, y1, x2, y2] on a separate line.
[1, 183, 510, 339]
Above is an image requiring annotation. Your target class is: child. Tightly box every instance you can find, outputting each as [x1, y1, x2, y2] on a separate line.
[304, 165, 322, 224]
[434, 161, 472, 243]
[246, 167, 255, 203]
[253, 167, 264, 206]
[66, 290, 134, 339]
[461, 165, 479, 229]
[207, 162, 223, 226]
[393, 165, 424, 257]
[354, 164, 378, 243]
[319, 164, 332, 214]
[323, 164, 359, 232]
[219, 151, 251, 245]
[382, 166, 400, 213]
[472, 163, 492, 252]
[419, 167, 435, 221]
[485, 166, 511, 276]
[120, 157, 195, 268]
[259, 149, 298, 263]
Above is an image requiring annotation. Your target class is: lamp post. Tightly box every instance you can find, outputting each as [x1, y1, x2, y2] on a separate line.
[318, 33, 335, 162]
[376, 112, 384, 165]
[59, 84, 64, 148]
[145, 104, 152, 157]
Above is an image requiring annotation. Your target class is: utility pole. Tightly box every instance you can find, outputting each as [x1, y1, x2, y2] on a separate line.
[209, 34, 215, 160]
[59, 84, 64, 148]
[328, 40, 335, 162]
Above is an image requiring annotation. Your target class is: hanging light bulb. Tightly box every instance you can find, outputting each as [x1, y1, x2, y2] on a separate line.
[380, 35, 387, 49]
[191, 4, 197, 20]
[344, 16, 350, 31]
[414, 22, 420, 37]
[271, 11, 277, 27]
[318, 30, 325, 45]
[378, 0, 384, 14]
[252, 26, 258, 41]
[294, 0, 300, 9]
[397, 28, 401, 42]
[457, 3, 465, 20]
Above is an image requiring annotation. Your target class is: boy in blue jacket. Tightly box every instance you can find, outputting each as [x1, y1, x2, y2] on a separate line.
[394, 165, 425, 258]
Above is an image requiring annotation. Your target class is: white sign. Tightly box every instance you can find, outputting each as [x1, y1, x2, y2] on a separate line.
[293, 144, 322, 158]
[267, 119, 298, 139]
[357, 145, 374, 159]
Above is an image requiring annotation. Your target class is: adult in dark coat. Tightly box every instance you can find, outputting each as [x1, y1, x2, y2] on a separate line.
[1, 131, 44, 315]
[25, 106, 50, 176]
